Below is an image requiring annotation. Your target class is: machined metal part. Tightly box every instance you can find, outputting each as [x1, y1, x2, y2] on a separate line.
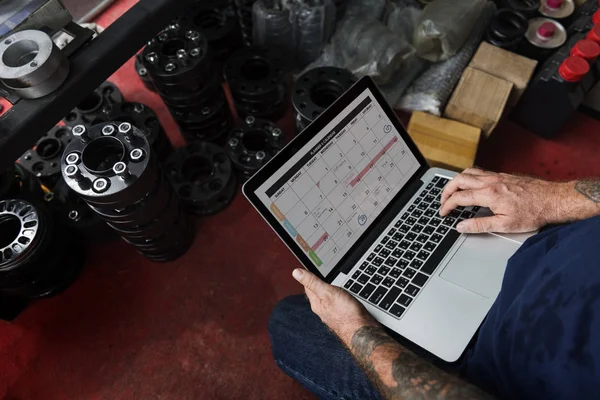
[18, 125, 74, 188]
[226, 117, 285, 181]
[224, 46, 289, 121]
[293, 66, 357, 133]
[135, 54, 156, 92]
[0, 29, 70, 99]
[62, 81, 124, 128]
[0, 198, 85, 299]
[165, 141, 237, 216]
[60, 121, 194, 261]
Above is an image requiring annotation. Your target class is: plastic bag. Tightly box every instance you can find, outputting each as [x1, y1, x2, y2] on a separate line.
[295, 0, 337, 68]
[253, 0, 297, 58]
[414, 0, 488, 62]
[343, 0, 388, 21]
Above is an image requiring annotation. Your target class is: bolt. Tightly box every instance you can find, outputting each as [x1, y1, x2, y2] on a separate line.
[145, 52, 158, 64]
[272, 128, 282, 138]
[169, 23, 180, 31]
[118, 122, 132, 134]
[113, 162, 130, 180]
[64, 165, 82, 181]
[201, 107, 210, 115]
[68, 210, 81, 222]
[186, 31, 200, 41]
[229, 138, 239, 148]
[72, 125, 89, 141]
[190, 47, 202, 57]
[30, 61, 38, 68]
[130, 148, 145, 162]
[24, 154, 31, 161]
[139, 67, 147, 76]
[165, 63, 176, 72]
[256, 151, 266, 162]
[176, 49, 189, 65]
[4, 39, 12, 45]
[92, 178, 110, 193]
[134, 103, 145, 113]
[66, 152, 80, 165]
[158, 32, 169, 42]
[102, 125, 116, 136]
[245, 116, 255, 127]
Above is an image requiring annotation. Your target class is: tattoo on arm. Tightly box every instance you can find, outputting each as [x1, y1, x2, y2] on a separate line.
[575, 179, 600, 204]
[350, 326, 494, 400]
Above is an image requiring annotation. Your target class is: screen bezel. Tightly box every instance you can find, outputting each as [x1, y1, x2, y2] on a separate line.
[243, 76, 429, 283]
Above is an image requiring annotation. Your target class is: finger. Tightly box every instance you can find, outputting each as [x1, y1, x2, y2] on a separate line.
[456, 216, 504, 233]
[292, 269, 329, 296]
[462, 167, 489, 176]
[440, 175, 492, 211]
[439, 188, 493, 216]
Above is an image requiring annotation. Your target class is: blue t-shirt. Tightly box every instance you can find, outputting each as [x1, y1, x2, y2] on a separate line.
[464, 216, 600, 399]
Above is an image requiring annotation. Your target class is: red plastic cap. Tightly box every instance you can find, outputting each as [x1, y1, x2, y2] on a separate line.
[538, 22, 557, 38]
[571, 40, 600, 61]
[593, 9, 600, 25]
[547, 0, 563, 8]
[558, 56, 590, 82]
[586, 25, 600, 44]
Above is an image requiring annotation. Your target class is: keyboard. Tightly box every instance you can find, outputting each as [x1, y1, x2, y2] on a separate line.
[343, 176, 480, 319]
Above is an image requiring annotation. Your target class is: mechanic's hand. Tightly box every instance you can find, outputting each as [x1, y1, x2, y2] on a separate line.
[439, 168, 565, 234]
[292, 268, 377, 344]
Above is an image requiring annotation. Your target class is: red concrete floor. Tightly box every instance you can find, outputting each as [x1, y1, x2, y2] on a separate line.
[2, 1, 600, 399]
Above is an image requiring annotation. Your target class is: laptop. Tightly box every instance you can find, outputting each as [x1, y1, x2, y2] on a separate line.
[243, 76, 533, 362]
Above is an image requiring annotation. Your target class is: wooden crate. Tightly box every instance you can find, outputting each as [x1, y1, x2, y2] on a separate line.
[408, 111, 482, 172]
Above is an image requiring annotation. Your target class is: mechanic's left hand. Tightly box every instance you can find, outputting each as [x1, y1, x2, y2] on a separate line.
[292, 268, 378, 345]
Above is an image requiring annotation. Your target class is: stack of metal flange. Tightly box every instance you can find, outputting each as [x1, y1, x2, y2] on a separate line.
[293, 66, 357, 133]
[142, 25, 233, 143]
[61, 122, 194, 262]
[224, 46, 289, 121]
[252, 0, 296, 58]
[18, 125, 74, 189]
[135, 54, 157, 92]
[0, 199, 85, 299]
[179, 0, 241, 63]
[234, 0, 258, 46]
[227, 116, 285, 181]
[295, 0, 337, 68]
[165, 142, 237, 216]
[108, 102, 173, 161]
[62, 81, 123, 128]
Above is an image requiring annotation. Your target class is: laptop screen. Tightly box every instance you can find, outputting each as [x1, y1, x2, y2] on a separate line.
[255, 88, 421, 277]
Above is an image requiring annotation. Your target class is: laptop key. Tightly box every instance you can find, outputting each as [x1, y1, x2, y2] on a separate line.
[410, 259, 423, 269]
[385, 240, 398, 250]
[423, 226, 435, 235]
[436, 225, 449, 234]
[375, 245, 383, 252]
[359, 283, 376, 299]
[403, 250, 416, 261]
[381, 236, 390, 245]
[378, 265, 391, 275]
[390, 304, 406, 318]
[384, 257, 397, 267]
[417, 250, 430, 261]
[350, 282, 363, 294]
[414, 197, 422, 205]
[389, 268, 401, 278]
[396, 259, 409, 269]
[430, 188, 440, 196]
[382, 277, 395, 288]
[462, 211, 475, 219]
[449, 210, 461, 218]
[379, 249, 390, 258]
[424, 209, 436, 218]
[432, 176, 440, 183]
[393, 233, 404, 242]
[416, 234, 428, 244]
[394, 221, 402, 228]
[392, 249, 404, 259]
[472, 206, 481, 212]
[407, 217, 417, 225]
[411, 209, 423, 218]
[358, 274, 370, 284]
[424, 242, 436, 252]
[380, 287, 402, 310]
[388, 228, 397, 236]
[421, 229, 461, 275]
[373, 257, 384, 266]
[443, 217, 455, 227]
[397, 294, 413, 307]
[369, 286, 388, 304]
[418, 202, 428, 210]
[352, 270, 361, 279]
[360, 261, 369, 270]
[431, 234, 443, 243]
[402, 268, 417, 279]
[418, 217, 429, 226]
[344, 279, 354, 289]
[406, 284, 420, 297]
[410, 242, 422, 252]
[367, 253, 375, 261]
[412, 273, 429, 287]
[424, 195, 435, 203]
[399, 225, 410, 233]
[426, 183, 433, 190]
[395, 277, 409, 288]
[429, 218, 441, 227]
[370, 274, 383, 285]
[401, 213, 409, 220]
[399, 240, 410, 249]
[408, 205, 415, 212]
[406, 232, 417, 241]
[366, 265, 377, 275]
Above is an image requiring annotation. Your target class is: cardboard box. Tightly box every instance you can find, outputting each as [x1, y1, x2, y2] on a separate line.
[444, 67, 513, 137]
[469, 42, 537, 107]
[408, 111, 482, 172]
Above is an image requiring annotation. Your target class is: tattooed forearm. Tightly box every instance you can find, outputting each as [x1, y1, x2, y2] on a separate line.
[350, 326, 494, 400]
[575, 179, 600, 204]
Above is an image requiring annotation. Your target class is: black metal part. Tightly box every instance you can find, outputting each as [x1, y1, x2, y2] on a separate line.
[505, 0, 541, 18]
[0, 199, 85, 299]
[165, 142, 237, 216]
[61, 122, 194, 261]
[135, 54, 156, 92]
[0, 0, 192, 172]
[107, 102, 173, 161]
[293, 66, 357, 133]
[0, 163, 44, 202]
[62, 81, 124, 128]
[486, 9, 528, 51]
[224, 46, 289, 121]
[18, 125, 74, 188]
[226, 116, 285, 181]
[142, 25, 233, 144]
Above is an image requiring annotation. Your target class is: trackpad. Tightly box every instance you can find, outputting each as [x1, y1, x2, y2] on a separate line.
[439, 234, 521, 298]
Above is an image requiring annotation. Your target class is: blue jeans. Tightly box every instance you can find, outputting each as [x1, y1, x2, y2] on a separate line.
[268, 295, 383, 400]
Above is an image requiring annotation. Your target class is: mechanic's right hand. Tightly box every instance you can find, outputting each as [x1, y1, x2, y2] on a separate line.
[439, 168, 566, 234]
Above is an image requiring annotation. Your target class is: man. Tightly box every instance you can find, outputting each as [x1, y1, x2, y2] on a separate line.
[268, 168, 600, 399]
